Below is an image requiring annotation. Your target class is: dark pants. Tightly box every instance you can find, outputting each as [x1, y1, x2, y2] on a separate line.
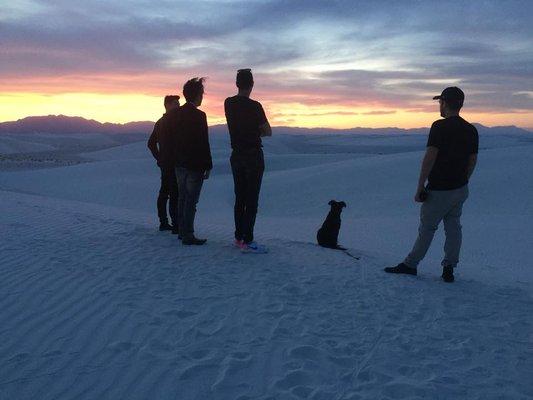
[231, 150, 264, 243]
[157, 166, 178, 225]
[175, 167, 204, 239]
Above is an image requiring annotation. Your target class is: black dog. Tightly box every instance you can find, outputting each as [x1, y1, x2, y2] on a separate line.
[317, 200, 346, 250]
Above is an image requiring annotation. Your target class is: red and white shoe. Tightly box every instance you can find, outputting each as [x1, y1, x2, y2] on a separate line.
[241, 241, 268, 254]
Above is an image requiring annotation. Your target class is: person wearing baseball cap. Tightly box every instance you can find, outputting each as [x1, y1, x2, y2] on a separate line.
[385, 87, 479, 282]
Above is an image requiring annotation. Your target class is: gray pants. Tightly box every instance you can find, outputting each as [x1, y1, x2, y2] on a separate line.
[404, 185, 469, 269]
[175, 167, 204, 239]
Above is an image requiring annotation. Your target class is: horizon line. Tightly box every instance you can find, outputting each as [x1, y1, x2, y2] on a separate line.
[1, 114, 532, 133]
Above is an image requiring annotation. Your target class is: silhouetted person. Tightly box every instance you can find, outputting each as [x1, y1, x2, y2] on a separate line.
[224, 69, 272, 253]
[147, 95, 180, 232]
[385, 87, 478, 282]
[175, 78, 212, 245]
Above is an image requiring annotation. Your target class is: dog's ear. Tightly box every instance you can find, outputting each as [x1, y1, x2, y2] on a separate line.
[340, 201, 346, 208]
[328, 200, 335, 206]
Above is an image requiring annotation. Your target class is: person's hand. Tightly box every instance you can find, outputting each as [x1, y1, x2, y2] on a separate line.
[414, 186, 426, 202]
[203, 169, 211, 180]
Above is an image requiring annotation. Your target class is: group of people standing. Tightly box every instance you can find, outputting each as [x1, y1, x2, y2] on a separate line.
[149, 75, 479, 282]
[148, 69, 271, 253]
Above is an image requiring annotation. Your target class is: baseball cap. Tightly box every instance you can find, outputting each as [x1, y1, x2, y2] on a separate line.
[433, 87, 464, 101]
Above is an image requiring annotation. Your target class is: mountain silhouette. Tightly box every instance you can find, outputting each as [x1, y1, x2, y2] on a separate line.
[0, 115, 154, 135]
[0, 115, 531, 136]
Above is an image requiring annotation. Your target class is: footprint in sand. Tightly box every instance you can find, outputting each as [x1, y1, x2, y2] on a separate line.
[8, 352, 31, 363]
[162, 309, 198, 319]
[230, 352, 251, 361]
[328, 354, 354, 368]
[274, 370, 312, 391]
[291, 385, 314, 399]
[211, 353, 253, 392]
[289, 345, 323, 362]
[179, 363, 218, 380]
[42, 350, 63, 358]
[107, 341, 134, 353]
[281, 283, 302, 295]
[188, 348, 212, 360]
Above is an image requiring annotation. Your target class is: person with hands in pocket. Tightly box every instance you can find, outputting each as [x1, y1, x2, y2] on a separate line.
[174, 78, 213, 246]
[147, 95, 181, 232]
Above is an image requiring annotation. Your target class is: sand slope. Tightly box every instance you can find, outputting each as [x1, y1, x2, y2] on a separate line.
[1, 132, 532, 399]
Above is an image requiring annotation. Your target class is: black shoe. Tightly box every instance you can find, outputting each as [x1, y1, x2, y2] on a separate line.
[442, 266, 455, 283]
[159, 222, 173, 231]
[171, 226, 180, 235]
[182, 236, 207, 245]
[384, 263, 417, 276]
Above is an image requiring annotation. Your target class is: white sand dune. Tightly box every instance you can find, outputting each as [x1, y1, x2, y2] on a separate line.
[1, 132, 532, 399]
[0, 136, 56, 154]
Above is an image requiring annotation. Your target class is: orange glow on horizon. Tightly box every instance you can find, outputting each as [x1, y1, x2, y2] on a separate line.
[1, 91, 532, 130]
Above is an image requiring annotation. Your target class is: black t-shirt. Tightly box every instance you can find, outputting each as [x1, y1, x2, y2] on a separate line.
[147, 109, 180, 168]
[224, 95, 268, 152]
[427, 116, 479, 190]
[175, 103, 213, 171]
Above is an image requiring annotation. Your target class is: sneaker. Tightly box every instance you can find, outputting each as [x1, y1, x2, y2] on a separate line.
[234, 239, 244, 249]
[384, 263, 417, 276]
[182, 236, 207, 245]
[441, 266, 455, 283]
[159, 222, 173, 231]
[241, 241, 268, 254]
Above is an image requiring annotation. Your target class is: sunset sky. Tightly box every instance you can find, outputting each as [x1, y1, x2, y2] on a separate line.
[1, 0, 532, 129]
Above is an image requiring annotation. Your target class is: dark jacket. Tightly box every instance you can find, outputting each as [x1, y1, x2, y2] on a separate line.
[147, 109, 180, 168]
[175, 103, 213, 171]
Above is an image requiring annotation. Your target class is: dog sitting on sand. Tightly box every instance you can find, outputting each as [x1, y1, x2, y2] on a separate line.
[317, 200, 346, 250]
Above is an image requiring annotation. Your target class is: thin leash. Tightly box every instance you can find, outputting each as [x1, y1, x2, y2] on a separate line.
[342, 249, 360, 260]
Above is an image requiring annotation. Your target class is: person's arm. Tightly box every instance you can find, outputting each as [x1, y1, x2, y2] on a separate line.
[467, 154, 477, 179]
[467, 127, 479, 180]
[169, 111, 181, 168]
[224, 98, 232, 132]
[414, 122, 442, 202]
[200, 113, 212, 178]
[257, 103, 272, 137]
[259, 121, 272, 137]
[415, 146, 439, 202]
[147, 121, 160, 162]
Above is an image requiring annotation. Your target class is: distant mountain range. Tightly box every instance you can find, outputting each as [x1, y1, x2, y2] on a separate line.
[0, 115, 155, 135]
[0, 115, 531, 136]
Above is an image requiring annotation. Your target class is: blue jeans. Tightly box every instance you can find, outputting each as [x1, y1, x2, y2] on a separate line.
[175, 167, 204, 239]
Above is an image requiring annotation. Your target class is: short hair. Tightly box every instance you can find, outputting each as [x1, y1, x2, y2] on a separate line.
[183, 77, 205, 102]
[236, 68, 253, 89]
[164, 95, 180, 107]
[445, 98, 463, 112]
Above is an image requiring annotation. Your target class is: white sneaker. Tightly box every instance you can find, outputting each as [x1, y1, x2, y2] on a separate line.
[241, 241, 268, 254]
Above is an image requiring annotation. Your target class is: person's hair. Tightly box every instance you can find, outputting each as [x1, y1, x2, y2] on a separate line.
[444, 98, 463, 112]
[236, 68, 253, 89]
[164, 95, 180, 107]
[183, 77, 206, 102]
